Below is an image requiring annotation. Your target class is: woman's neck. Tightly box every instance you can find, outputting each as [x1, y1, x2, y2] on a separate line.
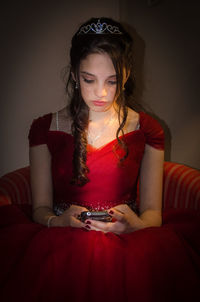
[89, 104, 118, 124]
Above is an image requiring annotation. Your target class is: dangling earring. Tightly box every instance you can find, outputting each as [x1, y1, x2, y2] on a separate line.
[75, 81, 78, 89]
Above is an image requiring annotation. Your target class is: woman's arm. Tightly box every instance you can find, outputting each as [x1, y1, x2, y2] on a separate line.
[138, 144, 164, 227]
[30, 145, 89, 228]
[30, 144, 57, 226]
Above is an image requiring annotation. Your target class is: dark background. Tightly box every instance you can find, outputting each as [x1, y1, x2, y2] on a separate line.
[1, 0, 200, 176]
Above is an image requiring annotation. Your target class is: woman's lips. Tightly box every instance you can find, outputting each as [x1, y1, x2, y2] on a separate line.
[92, 101, 106, 106]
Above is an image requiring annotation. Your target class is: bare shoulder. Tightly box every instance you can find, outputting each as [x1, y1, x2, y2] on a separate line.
[50, 107, 72, 133]
[59, 107, 70, 117]
[125, 108, 140, 132]
[127, 108, 139, 121]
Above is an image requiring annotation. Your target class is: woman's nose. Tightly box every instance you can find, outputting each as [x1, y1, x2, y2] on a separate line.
[95, 85, 107, 98]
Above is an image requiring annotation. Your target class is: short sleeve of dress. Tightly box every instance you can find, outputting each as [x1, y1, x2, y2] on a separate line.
[28, 113, 52, 147]
[140, 112, 165, 150]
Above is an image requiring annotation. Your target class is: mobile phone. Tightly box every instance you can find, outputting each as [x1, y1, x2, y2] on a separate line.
[79, 211, 112, 222]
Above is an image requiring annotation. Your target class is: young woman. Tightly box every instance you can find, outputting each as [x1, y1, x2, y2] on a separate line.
[30, 17, 164, 233]
[0, 18, 199, 302]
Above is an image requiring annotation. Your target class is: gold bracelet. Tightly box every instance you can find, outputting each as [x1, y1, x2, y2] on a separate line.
[47, 215, 57, 228]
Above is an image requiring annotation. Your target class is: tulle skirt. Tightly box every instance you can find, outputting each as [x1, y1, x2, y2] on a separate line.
[0, 205, 200, 302]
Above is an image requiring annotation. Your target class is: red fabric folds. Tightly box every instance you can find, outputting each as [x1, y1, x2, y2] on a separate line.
[27, 111, 164, 208]
[0, 112, 199, 302]
[0, 206, 200, 302]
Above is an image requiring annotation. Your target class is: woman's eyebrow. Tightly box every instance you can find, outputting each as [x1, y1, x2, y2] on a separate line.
[80, 71, 116, 78]
[80, 71, 95, 77]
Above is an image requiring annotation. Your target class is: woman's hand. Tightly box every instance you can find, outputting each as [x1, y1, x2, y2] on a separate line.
[84, 204, 146, 235]
[52, 205, 89, 228]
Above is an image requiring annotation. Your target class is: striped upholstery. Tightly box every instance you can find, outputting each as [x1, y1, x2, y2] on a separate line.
[0, 167, 31, 206]
[163, 161, 200, 210]
[0, 162, 200, 210]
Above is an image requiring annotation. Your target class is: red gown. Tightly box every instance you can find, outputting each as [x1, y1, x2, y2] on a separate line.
[0, 111, 199, 302]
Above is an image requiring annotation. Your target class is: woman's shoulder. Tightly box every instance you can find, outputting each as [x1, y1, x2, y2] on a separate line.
[28, 112, 53, 147]
[50, 108, 72, 133]
[31, 112, 52, 126]
[29, 107, 69, 131]
[126, 108, 162, 133]
[139, 111, 163, 130]
[125, 108, 140, 132]
[138, 111, 165, 150]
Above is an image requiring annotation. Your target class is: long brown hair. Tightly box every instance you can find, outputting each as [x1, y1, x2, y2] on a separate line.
[65, 18, 141, 186]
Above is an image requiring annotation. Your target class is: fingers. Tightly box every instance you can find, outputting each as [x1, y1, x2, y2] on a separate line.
[70, 205, 88, 213]
[108, 208, 126, 223]
[70, 216, 86, 228]
[68, 205, 89, 218]
[112, 204, 130, 213]
[81, 209, 127, 233]
[84, 219, 111, 232]
[67, 205, 136, 234]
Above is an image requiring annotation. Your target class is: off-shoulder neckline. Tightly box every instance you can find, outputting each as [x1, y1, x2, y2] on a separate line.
[46, 111, 144, 151]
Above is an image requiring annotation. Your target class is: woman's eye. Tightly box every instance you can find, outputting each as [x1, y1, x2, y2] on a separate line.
[108, 80, 117, 85]
[83, 78, 94, 84]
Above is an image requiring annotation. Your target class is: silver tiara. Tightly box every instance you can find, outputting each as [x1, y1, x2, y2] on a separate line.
[77, 19, 122, 35]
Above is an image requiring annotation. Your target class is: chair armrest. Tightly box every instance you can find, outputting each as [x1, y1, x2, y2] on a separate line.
[0, 167, 31, 206]
[163, 162, 200, 210]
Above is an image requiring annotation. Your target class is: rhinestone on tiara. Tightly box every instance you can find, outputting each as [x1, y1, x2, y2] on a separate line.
[77, 19, 122, 35]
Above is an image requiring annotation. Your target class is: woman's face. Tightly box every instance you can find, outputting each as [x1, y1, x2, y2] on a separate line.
[79, 52, 117, 112]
